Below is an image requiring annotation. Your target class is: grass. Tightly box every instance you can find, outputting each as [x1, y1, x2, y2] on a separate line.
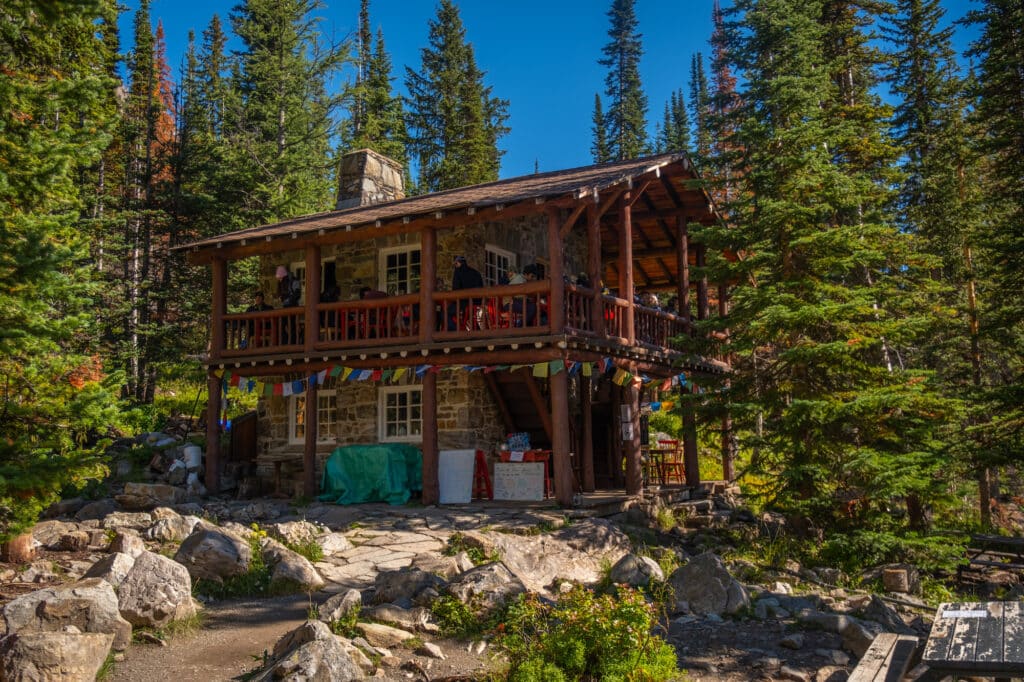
[443, 532, 500, 565]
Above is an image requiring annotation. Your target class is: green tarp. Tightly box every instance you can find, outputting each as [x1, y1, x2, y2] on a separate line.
[318, 443, 423, 505]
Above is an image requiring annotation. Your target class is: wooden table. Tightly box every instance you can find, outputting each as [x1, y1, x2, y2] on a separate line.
[921, 601, 1024, 681]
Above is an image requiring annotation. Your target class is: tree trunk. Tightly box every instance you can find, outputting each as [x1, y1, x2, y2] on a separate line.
[1, 533, 36, 563]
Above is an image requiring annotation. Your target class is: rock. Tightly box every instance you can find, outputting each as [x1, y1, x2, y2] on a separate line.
[109, 530, 146, 558]
[74, 499, 117, 522]
[608, 553, 665, 587]
[797, 611, 854, 634]
[362, 604, 430, 631]
[1, 578, 132, 650]
[58, 531, 91, 552]
[319, 532, 353, 555]
[116, 482, 185, 510]
[254, 621, 364, 682]
[167, 461, 187, 486]
[32, 520, 78, 549]
[146, 515, 198, 543]
[860, 594, 914, 634]
[267, 520, 323, 546]
[358, 622, 416, 648]
[0, 629, 114, 682]
[409, 553, 463, 579]
[445, 563, 526, 616]
[102, 511, 153, 531]
[44, 498, 86, 519]
[667, 553, 749, 616]
[318, 589, 363, 624]
[173, 526, 252, 584]
[20, 561, 58, 584]
[261, 538, 325, 592]
[373, 568, 446, 605]
[84, 552, 136, 588]
[841, 621, 880, 658]
[817, 665, 850, 682]
[780, 633, 804, 649]
[117, 550, 197, 628]
[779, 664, 810, 682]
[416, 642, 445, 660]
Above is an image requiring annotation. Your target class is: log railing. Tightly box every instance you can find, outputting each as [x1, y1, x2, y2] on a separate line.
[214, 280, 692, 359]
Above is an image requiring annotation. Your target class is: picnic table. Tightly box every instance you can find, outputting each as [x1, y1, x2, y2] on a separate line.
[920, 601, 1024, 681]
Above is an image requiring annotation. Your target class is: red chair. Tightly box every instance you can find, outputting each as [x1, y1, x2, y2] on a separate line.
[657, 439, 686, 485]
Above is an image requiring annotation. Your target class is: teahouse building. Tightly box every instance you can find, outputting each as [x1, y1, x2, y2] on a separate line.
[179, 149, 729, 506]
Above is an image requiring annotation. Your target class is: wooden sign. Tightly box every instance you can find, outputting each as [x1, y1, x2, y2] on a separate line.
[493, 462, 545, 501]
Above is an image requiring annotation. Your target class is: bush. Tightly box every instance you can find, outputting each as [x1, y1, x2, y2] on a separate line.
[496, 585, 681, 682]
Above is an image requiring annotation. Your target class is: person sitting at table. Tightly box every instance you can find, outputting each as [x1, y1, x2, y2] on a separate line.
[241, 290, 272, 348]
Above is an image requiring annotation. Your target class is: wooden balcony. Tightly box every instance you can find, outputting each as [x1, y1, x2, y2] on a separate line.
[214, 281, 693, 363]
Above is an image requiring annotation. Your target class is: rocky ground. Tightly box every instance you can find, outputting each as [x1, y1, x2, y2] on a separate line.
[1, 434, 1021, 681]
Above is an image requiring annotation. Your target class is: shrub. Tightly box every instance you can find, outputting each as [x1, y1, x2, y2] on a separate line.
[442, 532, 499, 565]
[284, 537, 323, 563]
[495, 585, 681, 682]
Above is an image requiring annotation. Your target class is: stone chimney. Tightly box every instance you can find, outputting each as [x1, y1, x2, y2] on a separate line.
[335, 148, 405, 209]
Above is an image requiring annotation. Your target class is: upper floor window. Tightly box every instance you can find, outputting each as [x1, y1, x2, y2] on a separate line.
[380, 246, 421, 295]
[378, 385, 422, 442]
[484, 245, 516, 286]
[288, 258, 336, 304]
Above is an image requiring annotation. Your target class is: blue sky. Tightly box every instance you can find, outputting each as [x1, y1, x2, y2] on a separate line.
[125, 0, 979, 179]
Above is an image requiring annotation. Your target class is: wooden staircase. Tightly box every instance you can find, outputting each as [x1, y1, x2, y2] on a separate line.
[483, 368, 553, 451]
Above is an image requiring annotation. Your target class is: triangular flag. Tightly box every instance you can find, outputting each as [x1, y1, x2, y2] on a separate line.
[532, 362, 549, 378]
[371, 369, 382, 381]
[382, 369, 394, 382]
[661, 401, 674, 411]
[318, 370, 327, 384]
[330, 365, 342, 377]
[428, 365, 443, 374]
[272, 383, 283, 396]
[510, 364, 528, 372]
[213, 369, 224, 378]
[282, 382, 293, 397]
[415, 365, 429, 377]
[247, 379, 255, 393]
[550, 359, 565, 375]
[613, 368, 631, 386]
[582, 362, 593, 377]
[393, 368, 407, 382]
[308, 373, 317, 387]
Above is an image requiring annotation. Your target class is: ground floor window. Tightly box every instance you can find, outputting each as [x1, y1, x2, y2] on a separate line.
[289, 391, 337, 444]
[379, 386, 422, 442]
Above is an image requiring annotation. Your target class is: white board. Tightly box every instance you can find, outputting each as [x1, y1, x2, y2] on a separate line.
[438, 449, 476, 504]
[493, 462, 545, 501]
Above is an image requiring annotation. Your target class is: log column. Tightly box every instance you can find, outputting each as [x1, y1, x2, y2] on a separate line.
[624, 370, 642, 496]
[211, 258, 227, 361]
[551, 363, 573, 506]
[587, 203, 603, 334]
[421, 371, 439, 505]
[420, 227, 436, 343]
[683, 382, 700, 487]
[547, 206, 565, 333]
[719, 282, 734, 481]
[304, 245, 320, 353]
[619, 193, 635, 343]
[581, 374, 595, 492]
[303, 381, 318, 497]
[676, 215, 691, 326]
[205, 370, 221, 493]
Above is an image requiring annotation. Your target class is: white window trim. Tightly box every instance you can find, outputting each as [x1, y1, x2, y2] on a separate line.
[289, 257, 337, 304]
[288, 392, 337, 445]
[378, 244, 421, 295]
[484, 244, 516, 286]
[378, 385, 423, 443]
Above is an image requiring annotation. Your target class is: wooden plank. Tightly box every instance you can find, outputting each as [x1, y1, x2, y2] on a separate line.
[1004, 601, 1024, 666]
[848, 633, 898, 682]
[923, 602, 959, 664]
[975, 601, 1004, 664]
[946, 602, 981, 663]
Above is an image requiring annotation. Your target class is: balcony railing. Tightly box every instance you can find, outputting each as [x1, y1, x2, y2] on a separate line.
[215, 281, 692, 360]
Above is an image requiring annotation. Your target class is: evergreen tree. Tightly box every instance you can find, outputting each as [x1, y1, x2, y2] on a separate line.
[229, 0, 348, 221]
[346, 21, 407, 165]
[0, 0, 122, 540]
[693, 0, 952, 535]
[655, 89, 690, 154]
[404, 0, 509, 192]
[707, 0, 744, 205]
[597, 0, 648, 160]
[689, 52, 711, 165]
[591, 93, 611, 163]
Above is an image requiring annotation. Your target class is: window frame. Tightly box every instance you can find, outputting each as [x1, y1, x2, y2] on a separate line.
[288, 391, 338, 445]
[377, 385, 423, 443]
[483, 244, 516, 286]
[378, 245, 421, 296]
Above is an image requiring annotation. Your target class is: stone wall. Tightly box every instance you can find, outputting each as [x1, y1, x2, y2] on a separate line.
[335, 149, 405, 210]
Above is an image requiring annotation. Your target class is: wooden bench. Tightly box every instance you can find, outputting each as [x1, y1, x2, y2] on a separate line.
[849, 633, 921, 682]
[960, 534, 1024, 580]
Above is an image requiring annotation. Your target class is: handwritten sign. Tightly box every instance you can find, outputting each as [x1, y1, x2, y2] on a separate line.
[941, 609, 989, 619]
[493, 462, 545, 501]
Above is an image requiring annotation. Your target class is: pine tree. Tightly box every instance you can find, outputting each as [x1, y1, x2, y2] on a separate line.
[591, 93, 611, 163]
[0, 0, 122, 540]
[346, 16, 407, 166]
[655, 89, 690, 154]
[597, 0, 648, 160]
[229, 0, 348, 221]
[404, 0, 509, 192]
[689, 52, 711, 165]
[693, 0, 952, 535]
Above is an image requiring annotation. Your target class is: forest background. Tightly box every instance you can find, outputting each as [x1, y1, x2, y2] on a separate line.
[1, 0, 1021, 576]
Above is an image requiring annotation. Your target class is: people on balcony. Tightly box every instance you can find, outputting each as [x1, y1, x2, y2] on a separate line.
[448, 255, 483, 331]
[275, 265, 301, 307]
[242, 291, 273, 348]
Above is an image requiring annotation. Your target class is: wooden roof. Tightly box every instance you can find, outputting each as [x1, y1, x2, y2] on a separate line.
[178, 153, 714, 258]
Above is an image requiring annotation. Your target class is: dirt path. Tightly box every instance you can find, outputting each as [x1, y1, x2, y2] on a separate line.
[109, 594, 312, 682]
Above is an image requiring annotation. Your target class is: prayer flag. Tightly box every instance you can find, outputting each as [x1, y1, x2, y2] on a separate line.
[532, 362, 549, 378]
[282, 382, 293, 397]
[550, 359, 565, 375]
[582, 362, 593, 377]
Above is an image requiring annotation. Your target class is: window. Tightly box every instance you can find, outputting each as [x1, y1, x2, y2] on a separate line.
[379, 246, 421, 295]
[378, 386, 422, 442]
[289, 392, 337, 444]
[289, 258, 336, 304]
[484, 245, 516, 286]
[289, 261, 306, 304]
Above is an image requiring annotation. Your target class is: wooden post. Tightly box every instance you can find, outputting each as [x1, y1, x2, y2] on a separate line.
[303, 381, 318, 497]
[611, 383, 624, 487]
[718, 283, 734, 481]
[587, 204, 603, 333]
[620, 193, 635, 343]
[697, 244, 709, 320]
[547, 206, 565, 334]
[624, 371, 642, 496]
[210, 258, 227, 361]
[304, 245, 320, 353]
[677, 215, 690, 326]
[550, 365, 573, 506]
[420, 227, 436, 343]
[683, 383, 700, 487]
[581, 374, 595, 492]
[205, 370, 221, 493]
[421, 371, 439, 505]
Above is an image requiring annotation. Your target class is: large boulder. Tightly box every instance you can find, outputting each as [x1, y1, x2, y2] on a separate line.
[117, 550, 197, 628]
[252, 620, 364, 682]
[372, 568, 446, 606]
[261, 539, 325, 593]
[318, 589, 363, 625]
[101, 511, 153, 531]
[0, 628, 114, 682]
[608, 553, 665, 587]
[115, 482, 184, 511]
[266, 520, 324, 547]
[173, 526, 252, 584]
[445, 563, 526, 615]
[84, 552, 136, 589]
[1, 578, 132, 651]
[109, 530, 146, 558]
[146, 514, 199, 543]
[667, 552, 750, 616]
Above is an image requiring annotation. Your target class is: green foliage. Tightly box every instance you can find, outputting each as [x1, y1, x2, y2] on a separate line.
[284, 537, 323, 563]
[194, 528, 271, 599]
[327, 603, 360, 638]
[430, 595, 494, 640]
[816, 530, 966, 574]
[496, 586, 680, 682]
[443, 532, 499, 565]
[596, 0, 648, 161]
